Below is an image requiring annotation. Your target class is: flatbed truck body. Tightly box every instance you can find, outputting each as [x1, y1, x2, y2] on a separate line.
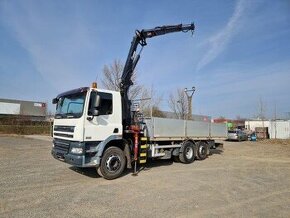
[142, 117, 226, 160]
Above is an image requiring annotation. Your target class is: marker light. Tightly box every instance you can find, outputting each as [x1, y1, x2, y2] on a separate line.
[92, 82, 97, 88]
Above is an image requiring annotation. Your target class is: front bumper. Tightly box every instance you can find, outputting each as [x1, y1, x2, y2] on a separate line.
[51, 138, 100, 167]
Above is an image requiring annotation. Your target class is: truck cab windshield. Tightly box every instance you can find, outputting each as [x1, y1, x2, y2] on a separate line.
[55, 92, 86, 119]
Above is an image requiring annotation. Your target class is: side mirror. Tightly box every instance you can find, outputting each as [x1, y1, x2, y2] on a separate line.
[94, 95, 100, 109]
[87, 94, 101, 120]
[52, 98, 58, 104]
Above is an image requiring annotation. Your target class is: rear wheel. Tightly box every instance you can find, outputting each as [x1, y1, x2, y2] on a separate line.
[179, 141, 195, 164]
[99, 146, 126, 180]
[196, 141, 208, 160]
[172, 156, 180, 162]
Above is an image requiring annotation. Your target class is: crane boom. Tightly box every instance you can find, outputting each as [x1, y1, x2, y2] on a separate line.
[120, 22, 195, 128]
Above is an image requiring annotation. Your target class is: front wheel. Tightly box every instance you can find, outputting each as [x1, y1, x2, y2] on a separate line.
[99, 146, 126, 180]
[96, 167, 103, 177]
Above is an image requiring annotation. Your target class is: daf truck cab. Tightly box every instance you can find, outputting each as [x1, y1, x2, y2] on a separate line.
[52, 85, 125, 169]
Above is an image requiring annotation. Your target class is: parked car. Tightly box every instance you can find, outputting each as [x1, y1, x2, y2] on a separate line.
[228, 130, 248, 141]
[248, 132, 257, 141]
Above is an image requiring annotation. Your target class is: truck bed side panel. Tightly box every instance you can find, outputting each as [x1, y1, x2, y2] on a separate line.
[186, 120, 210, 137]
[152, 117, 185, 138]
[144, 117, 227, 140]
[210, 122, 228, 138]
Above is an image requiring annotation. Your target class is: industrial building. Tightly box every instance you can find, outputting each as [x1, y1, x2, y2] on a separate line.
[0, 98, 47, 121]
[213, 118, 245, 129]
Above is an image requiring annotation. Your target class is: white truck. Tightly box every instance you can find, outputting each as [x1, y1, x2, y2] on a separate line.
[51, 22, 227, 179]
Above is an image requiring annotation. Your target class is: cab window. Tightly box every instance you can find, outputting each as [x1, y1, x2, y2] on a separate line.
[89, 91, 113, 116]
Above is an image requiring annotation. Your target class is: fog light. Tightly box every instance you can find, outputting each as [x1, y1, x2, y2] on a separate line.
[71, 147, 83, 154]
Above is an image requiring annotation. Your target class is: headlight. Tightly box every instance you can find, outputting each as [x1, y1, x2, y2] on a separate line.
[71, 147, 83, 154]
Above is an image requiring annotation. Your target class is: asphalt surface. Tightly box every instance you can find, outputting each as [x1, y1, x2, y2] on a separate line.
[0, 136, 290, 217]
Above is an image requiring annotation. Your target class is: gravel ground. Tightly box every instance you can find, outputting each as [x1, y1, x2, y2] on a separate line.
[0, 136, 290, 218]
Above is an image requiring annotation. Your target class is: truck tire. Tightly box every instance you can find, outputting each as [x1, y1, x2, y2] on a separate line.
[172, 156, 180, 162]
[196, 141, 208, 160]
[96, 167, 103, 177]
[99, 146, 126, 180]
[179, 141, 195, 164]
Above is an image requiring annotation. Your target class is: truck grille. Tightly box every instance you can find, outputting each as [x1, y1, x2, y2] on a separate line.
[54, 125, 75, 133]
[53, 139, 70, 154]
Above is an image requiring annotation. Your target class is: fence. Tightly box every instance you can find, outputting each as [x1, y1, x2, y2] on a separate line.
[0, 116, 52, 135]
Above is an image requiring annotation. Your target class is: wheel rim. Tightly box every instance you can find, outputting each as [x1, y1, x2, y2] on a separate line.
[185, 147, 193, 159]
[105, 154, 121, 172]
[199, 145, 206, 156]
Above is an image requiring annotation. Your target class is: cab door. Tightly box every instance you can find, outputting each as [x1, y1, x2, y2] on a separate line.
[84, 90, 122, 142]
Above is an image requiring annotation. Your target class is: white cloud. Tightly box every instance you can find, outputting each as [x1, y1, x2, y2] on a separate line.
[196, 0, 249, 71]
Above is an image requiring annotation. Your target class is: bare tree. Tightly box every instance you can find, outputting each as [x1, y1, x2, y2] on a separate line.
[140, 87, 165, 117]
[101, 60, 164, 117]
[168, 88, 188, 119]
[257, 97, 267, 119]
[101, 59, 143, 100]
[139, 86, 165, 118]
[101, 59, 122, 91]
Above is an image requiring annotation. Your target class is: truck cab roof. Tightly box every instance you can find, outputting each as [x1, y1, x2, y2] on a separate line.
[56, 87, 89, 98]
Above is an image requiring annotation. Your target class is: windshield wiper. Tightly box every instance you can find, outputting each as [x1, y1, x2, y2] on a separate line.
[55, 113, 63, 118]
[55, 113, 81, 119]
[65, 113, 77, 118]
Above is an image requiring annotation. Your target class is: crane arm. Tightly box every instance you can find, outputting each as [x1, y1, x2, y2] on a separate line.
[120, 22, 195, 128]
[121, 23, 195, 90]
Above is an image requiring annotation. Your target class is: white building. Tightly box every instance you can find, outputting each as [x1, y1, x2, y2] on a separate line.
[245, 120, 290, 139]
[269, 120, 290, 139]
[245, 120, 271, 132]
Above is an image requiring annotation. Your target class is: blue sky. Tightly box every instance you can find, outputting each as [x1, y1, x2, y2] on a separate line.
[0, 0, 290, 119]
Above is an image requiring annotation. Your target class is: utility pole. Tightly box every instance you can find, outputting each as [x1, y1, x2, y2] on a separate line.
[274, 101, 277, 139]
[184, 86, 196, 120]
[177, 101, 180, 119]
